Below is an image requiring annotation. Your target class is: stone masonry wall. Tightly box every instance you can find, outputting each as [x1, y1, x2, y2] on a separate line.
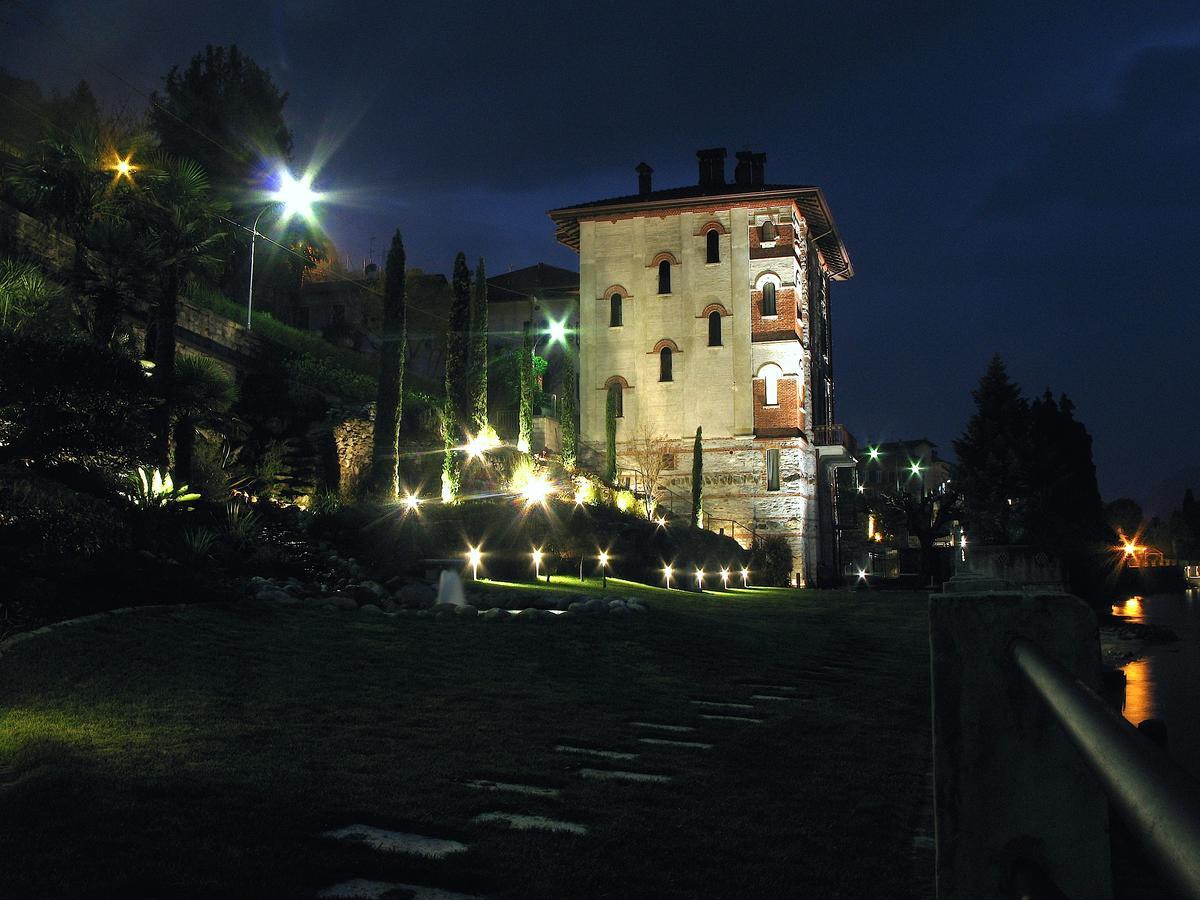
[330, 404, 375, 497]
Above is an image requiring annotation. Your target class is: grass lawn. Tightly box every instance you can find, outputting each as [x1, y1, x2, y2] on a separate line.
[0, 581, 933, 899]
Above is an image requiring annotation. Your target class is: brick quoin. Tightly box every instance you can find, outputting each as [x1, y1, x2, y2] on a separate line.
[752, 377, 805, 436]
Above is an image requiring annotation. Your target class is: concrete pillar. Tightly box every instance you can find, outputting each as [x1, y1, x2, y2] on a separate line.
[929, 592, 1111, 899]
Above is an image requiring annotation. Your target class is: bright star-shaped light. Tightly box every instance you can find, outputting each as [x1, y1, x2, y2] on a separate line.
[867, 446, 880, 462]
[112, 154, 135, 179]
[522, 473, 554, 506]
[546, 316, 569, 347]
[910, 461, 923, 477]
[598, 551, 609, 568]
[403, 493, 421, 512]
[273, 169, 321, 223]
[740, 567, 750, 586]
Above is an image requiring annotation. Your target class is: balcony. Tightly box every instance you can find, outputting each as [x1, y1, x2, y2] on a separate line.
[813, 424, 857, 467]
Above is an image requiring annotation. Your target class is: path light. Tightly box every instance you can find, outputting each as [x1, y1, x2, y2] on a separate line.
[467, 545, 482, 581]
[655, 516, 667, 528]
[740, 567, 750, 587]
[720, 567, 730, 590]
[695, 568, 705, 591]
[465, 430, 498, 460]
[598, 550, 609, 588]
[532, 547, 544, 579]
[403, 492, 421, 513]
[663, 564, 674, 590]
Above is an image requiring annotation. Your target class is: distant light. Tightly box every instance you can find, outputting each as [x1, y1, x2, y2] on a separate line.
[532, 547, 544, 577]
[467, 545, 482, 580]
[867, 446, 880, 462]
[857, 483, 865, 493]
[403, 493, 421, 512]
[720, 567, 730, 588]
[695, 568, 705, 590]
[273, 169, 321, 222]
[740, 567, 750, 587]
[112, 154, 135, 179]
[909, 461, 923, 478]
[857, 568, 868, 581]
[663, 564, 674, 589]
[598, 551, 609, 568]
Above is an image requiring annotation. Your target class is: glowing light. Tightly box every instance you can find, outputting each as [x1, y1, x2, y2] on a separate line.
[546, 316, 569, 347]
[466, 545, 482, 581]
[663, 564, 674, 589]
[857, 568, 868, 581]
[720, 567, 730, 589]
[598, 550, 609, 588]
[522, 472, 554, 506]
[272, 169, 322, 223]
[909, 461, 923, 478]
[403, 493, 421, 512]
[516, 436, 531, 453]
[465, 429, 499, 460]
[655, 516, 667, 528]
[598, 551, 609, 568]
[857, 483, 865, 493]
[695, 568, 705, 590]
[615, 490, 634, 513]
[740, 567, 750, 587]
[573, 475, 596, 506]
[867, 446, 880, 462]
[532, 547, 544, 578]
[111, 154, 135, 180]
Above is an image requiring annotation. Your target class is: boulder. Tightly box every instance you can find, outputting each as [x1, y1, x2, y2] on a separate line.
[626, 602, 648, 614]
[608, 604, 632, 616]
[397, 583, 437, 609]
[480, 608, 510, 621]
[608, 599, 626, 609]
[567, 602, 588, 614]
[513, 607, 544, 621]
[328, 597, 358, 611]
[256, 588, 293, 604]
[455, 605, 479, 620]
[359, 604, 383, 615]
[583, 598, 608, 614]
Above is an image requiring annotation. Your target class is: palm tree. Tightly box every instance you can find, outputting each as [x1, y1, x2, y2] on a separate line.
[0, 260, 63, 331]
[81, 217, 151, 346]
[137, 155, 230, 467]
[172, 354, 238, 485]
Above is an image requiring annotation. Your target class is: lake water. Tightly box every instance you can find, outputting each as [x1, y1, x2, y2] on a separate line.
[1113, 589, 1200, 778]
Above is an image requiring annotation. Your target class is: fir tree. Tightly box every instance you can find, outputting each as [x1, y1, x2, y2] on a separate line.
[690, 426, 703, 528]
[953, 355, 1030, 544]
[469, 256, 489, 435]
[368, 230, 406, 500]
[560, 346, 577, 470]
[518, 320, 534, 453]
[604, 386, 617, 481]
[442, 252, 471, 500]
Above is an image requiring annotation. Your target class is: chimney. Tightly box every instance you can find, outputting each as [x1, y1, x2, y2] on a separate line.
[696, 147, 727, 188]
[734, 151, 753, 187]
[750, 152, 766, 187]
[636, 161, 653, 196]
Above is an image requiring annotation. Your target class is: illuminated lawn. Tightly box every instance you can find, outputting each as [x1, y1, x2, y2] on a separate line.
[0, 583, 932, 899]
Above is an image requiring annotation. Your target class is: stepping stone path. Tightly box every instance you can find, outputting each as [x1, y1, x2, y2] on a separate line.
[631, 721, 697, 733]
[464, 779, 561, 798]
[474, 812, 588, 835]
[318, 880, 483, 900]
[554, 744, 638, 760]
[638, 738, 712, 750]
[750, 694, 798, 702]
[322, 825, 467, 859]
[690, 700, 755, 710]
[699, 713, 764, 723]
[742, 684, 798, 692]
[579, 768, 672, 784]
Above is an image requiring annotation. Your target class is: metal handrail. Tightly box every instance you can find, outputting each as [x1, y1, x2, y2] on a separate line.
[1010, 638, 1200, 898]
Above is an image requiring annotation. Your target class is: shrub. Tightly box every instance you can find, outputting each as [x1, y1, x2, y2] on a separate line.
[750, 534, 794, 587]
[0, 469, 130, 560]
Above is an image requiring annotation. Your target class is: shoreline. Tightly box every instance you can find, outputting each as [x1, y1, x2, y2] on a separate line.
[1099, 617, 1179, 668]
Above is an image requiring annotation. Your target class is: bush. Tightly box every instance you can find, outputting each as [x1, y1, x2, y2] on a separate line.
[0, 469, 130, 560]
[750, 534, 794, 587]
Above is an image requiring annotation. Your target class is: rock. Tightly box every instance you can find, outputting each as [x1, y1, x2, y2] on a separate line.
[384, 575, 406, 591]
[249, 576, 271, 589]
[480, 608, 510, 621]
[455, 605, 479, 619]
[583, 598, 608, 614]
[329, 597, 358, 611]
[350, 582, 384, 602]
[397, 583, 437, 609]
[513, 607, 544, 621]
[256, 588, 292, 603]
[415, 609, 432, 618]
[430, 602, 461, 615]
[608, 599, 626, 609]
[609, 604, 632, 616]
[627, 602, 648, 614]
[567, 602, 588, 614]
[359, 604, 383, 614]
[379, 597, 399, 613]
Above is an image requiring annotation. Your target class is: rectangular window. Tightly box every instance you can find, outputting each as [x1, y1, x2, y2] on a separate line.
[766, 449, 780, 491]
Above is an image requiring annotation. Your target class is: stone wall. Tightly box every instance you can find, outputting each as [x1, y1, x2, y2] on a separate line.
[969, 545, 1068, 592]
[330, 404, 375, 497]
[0, 201, 74, 269]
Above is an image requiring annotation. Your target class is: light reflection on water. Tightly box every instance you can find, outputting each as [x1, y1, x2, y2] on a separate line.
[1116, 589, 1199, 778]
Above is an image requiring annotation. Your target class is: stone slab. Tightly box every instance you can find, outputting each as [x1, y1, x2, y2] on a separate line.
[630, 722, 697, 733]
[578, 768, 672, 784]
[318, 879, 483, 900]
[473, 812, 587, 835]
[322, 825, 466, 859]
[554, 744, 637, 760]
[638, 738, 713, 750]
[698, 714, 764, 723]
[690, 700, 754, 710]
[464, 779, 560, 798]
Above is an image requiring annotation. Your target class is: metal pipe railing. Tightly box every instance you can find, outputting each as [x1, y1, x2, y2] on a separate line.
[1010, 637, 1200, 898]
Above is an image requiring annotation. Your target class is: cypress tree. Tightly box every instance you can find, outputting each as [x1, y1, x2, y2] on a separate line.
[469, 256, 489, 435]
[690, 425, 703, 527]
[442, 252, 472, 501]
[560, 346, 577, 470]
[604, 385, 617, 482]
[368, 230, 406, 500]
[518, 319, 533, 453]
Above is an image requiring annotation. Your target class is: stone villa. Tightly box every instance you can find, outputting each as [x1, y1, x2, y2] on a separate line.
[549, 148, 855, 585]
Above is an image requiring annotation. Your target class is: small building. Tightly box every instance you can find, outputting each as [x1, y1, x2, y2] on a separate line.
[549, 148, 855, 585]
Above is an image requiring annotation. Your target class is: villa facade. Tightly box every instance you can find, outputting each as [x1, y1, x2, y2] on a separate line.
[549, 149, 855, 584]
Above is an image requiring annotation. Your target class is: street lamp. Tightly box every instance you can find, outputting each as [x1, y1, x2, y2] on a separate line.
[467, 545, 482, 581]
[246, 169, 321, 329]
[720, 567, 730, 590]
[663, 564, 674, 590]
[598, 550, 609, 588]
[695, 568, 705, 592]
[740, 567, 750, 587]
[532, 547, 544, 580]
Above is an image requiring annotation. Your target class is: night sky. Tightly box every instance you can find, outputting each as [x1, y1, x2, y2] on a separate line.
[3, 1, 1197, 510]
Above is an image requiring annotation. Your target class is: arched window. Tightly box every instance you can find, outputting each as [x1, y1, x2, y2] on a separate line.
[708, 310, 722, 346]
[760, 363, 781, 406]
[706, 229, 720, 264]
[760, 220, 776, 242]
[658, 259, 671, 294]
[659, 347, 673, 382]
[762, 282, 777, 316]
[609, 293, 622, 327]
[608, 381, 624, 418]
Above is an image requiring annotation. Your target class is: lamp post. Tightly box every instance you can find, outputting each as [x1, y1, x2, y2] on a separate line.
[246, 170, 321, 330]
[598, 551, 609, 589]
[663, 564, 673, 590]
